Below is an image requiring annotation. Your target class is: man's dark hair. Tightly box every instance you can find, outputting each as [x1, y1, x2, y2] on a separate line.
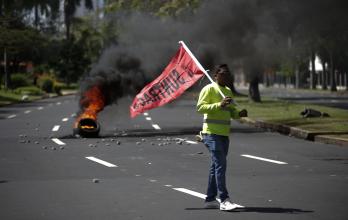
[214, 64, 229, 75]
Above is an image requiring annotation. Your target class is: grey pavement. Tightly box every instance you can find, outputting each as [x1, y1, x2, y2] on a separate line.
[0, 94, 347, 220]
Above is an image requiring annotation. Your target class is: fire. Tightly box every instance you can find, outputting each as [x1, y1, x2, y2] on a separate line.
[75, 85, 105, 128]
[81, 125, 95, 129]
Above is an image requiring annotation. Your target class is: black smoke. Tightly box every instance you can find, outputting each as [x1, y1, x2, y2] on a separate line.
[79, 0, 347, 106]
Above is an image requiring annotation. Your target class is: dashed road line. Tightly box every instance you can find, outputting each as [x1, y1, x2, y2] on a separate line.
[152, 124, 161, 130]
[37, 106, 43, 110]
[85, 156, 118, 167]
[143, 112, 149, 116]
[145, 117, 151, 121]
[241, 154, 288, 165]
[176, 138, 198, 145]
[52, 125, 60, 132]
[7, 114, 16, 119]
[62, 118, 69, 122]
[56, 102, 61, 105]
[51, 138, 66, 146]
[173, 188, 207, 199]
[173, 188, 244, 207]
[24, 110, 31, 114]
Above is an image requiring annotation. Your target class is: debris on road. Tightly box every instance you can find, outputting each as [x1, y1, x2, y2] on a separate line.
[301, 108, 330, 118]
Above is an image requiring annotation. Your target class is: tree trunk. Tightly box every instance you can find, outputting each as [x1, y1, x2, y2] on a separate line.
[248, 77, 261, 102]
[4, 48, 9, 89]
[329, 51, 337, 92]
[34, 5, 39, 28]
[64, 0, 71, 40]
[310, 51, 316, 89]
[295, 65, 299, 89]
[345, 72, 348, 91]
[322, 61, 327, 90]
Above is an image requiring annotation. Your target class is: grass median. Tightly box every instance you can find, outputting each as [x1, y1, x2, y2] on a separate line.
[234, 97, 348, 133]
[0, 89, 42, 106]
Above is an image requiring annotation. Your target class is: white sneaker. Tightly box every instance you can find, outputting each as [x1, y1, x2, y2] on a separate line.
[219, 199, 238, 211]
[204, 200, 219, 209]
[195, 131, 203, 142]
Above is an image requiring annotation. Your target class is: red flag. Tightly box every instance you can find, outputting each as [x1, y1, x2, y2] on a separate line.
[130, 43, 204, 118]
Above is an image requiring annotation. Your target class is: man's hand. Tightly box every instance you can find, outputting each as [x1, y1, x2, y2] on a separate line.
[239, 109, 248, 117]
[220, 97, 233, 108]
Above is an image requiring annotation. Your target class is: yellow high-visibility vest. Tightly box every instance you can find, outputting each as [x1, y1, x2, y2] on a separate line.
[197, 83, 240, 136]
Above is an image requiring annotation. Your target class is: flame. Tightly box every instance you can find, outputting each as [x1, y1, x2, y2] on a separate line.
[81, 125, 95, 129]
[75, 85, 105, 128]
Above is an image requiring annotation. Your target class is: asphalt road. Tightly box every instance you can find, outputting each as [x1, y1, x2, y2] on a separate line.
[0, 94, 348, 220]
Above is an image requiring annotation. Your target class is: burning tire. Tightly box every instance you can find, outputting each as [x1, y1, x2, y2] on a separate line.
[75, 118, 100, 138]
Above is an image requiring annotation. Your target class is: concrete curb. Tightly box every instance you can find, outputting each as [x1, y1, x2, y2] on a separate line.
[239, 117, 348, 147]
[314, 135, 348, 147]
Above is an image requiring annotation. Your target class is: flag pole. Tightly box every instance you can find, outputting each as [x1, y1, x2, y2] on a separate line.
[179, 41, 226, 99]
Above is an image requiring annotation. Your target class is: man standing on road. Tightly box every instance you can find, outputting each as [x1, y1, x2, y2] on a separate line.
[197, 64, 248, 211]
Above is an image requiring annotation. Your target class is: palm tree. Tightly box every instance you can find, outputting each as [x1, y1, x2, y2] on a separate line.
[64, 0, 93, 40]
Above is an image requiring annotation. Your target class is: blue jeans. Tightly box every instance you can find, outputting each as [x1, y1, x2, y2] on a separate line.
[202, 134, 229, 202]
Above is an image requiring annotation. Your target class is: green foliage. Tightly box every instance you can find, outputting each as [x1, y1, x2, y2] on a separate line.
[14, 86, 43, 96]
[53, 82, 63, 96]
[280, 61, 295, 77]
[37, 74, 55, 93]
[10, 73, 30, 89]
[105, 0, 202, 16]
[41, 79, 54, 93]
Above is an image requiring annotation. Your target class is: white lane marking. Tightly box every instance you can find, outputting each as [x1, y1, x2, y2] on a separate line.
[145, 117, 151, 121]
[71, 113, 76, 117]
[173, 188, 244, 207]
[85, 156, 117, 167]
[24, 110, 31, 114]
[7, 114, 16, 119]
[165, 185, 173, 187]
[173, 188, 206, 199]
[143, 112, 149, 116]
[52, 125, 60, 131]
[185, 140, 198, 144]
[152, 124, 161, 130]
[37, 106, 43, 110]
[176, 138, 198, 145]
[62, 118, 69, 122]
[56, 102, 61, 105]
[241, 154, 288, 165]
[51, 138, 66, 145]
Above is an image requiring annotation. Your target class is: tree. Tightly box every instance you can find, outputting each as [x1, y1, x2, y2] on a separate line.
[64, 0, 93, 40]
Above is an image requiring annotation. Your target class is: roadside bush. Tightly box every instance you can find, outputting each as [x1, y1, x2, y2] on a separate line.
[41, 79, 54, 93]
[54, 84, 63, 96]
[14, 86, 43, 96]
[11, 73, 30, 89]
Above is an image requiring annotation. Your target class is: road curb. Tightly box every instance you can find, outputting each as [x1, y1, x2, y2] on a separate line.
[314, 135, 348, 147]
[239, 118, 348, 147]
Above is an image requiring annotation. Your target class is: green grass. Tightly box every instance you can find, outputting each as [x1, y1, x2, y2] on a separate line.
[235, 97, 348, 133]
[0, 88, 42, 106]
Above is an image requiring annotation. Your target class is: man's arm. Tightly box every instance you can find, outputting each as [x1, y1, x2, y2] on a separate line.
[196, 87, 221, 114]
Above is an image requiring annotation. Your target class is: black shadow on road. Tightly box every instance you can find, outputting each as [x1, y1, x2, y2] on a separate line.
[185, 207, 313, 214]
[60, 126, 265, 139]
